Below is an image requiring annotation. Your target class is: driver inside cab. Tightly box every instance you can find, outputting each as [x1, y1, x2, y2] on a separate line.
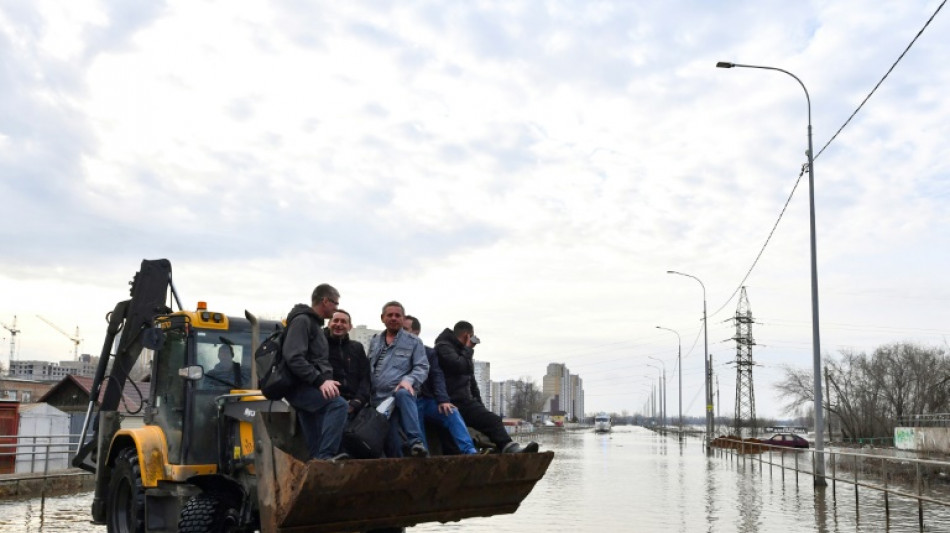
[205, 344, 243, 388]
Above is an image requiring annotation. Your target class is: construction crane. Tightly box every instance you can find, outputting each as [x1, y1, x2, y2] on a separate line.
[1, 315, 19, 372]
[36, 315, 82, 361]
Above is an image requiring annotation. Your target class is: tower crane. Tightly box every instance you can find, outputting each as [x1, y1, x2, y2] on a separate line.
[36, 315, 82, 361]
[1, 315, 19, 372]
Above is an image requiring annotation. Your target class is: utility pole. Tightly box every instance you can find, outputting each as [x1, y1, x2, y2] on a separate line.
[732, 287, 758, 437]
[36, 315, 82, 360]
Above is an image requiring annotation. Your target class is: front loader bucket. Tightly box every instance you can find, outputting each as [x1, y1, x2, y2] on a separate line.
[253, 412, 552, 533]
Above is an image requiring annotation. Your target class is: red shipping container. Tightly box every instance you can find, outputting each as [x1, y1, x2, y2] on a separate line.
[0, 401, 19, 474]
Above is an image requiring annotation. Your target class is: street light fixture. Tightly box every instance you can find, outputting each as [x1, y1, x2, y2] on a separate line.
[657, 326, 683, 432]
[668, 270, 713, 453]
[716, 60, 825, 485]
[648, 357, 667, 428]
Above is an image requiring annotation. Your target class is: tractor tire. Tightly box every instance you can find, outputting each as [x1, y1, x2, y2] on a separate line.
[107, 448, 145, 533]
[178, 493, 230, 533]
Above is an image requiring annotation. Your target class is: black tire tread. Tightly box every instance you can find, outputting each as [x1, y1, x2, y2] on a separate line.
[179, 493, 227, 533]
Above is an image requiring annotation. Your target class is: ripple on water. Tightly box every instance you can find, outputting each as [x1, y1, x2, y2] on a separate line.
[6, 429, 950, 532]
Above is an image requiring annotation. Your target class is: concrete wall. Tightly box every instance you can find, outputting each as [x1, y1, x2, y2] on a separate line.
[895, 427, 950, 453]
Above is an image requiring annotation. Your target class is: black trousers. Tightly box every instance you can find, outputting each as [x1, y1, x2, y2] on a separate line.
[455, 398, 512, 449]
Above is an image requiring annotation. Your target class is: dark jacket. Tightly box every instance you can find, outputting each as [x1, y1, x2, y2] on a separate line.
[435, 328, 482, 404]
[420, 345, 451, 404]
[282, 304, 331, 387]
[325, 329, 372, 409]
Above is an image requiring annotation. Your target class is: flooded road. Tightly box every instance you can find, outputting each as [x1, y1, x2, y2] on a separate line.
[3, 426, 949, 532]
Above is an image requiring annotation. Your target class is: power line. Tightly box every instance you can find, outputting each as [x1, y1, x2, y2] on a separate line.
[815, 0, 947, 160]
[710, 0, 946, 318]
[710, 165, 806, 318]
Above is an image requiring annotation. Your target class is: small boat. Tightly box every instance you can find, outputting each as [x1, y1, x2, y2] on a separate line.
[594, 413, 612, 433]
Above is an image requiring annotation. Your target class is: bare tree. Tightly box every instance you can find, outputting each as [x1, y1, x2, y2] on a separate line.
[777, 342, 950, 440]
[509, 376, 543, 420]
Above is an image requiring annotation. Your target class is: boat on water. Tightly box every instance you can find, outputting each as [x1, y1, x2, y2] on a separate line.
[594, 413, 612, 433]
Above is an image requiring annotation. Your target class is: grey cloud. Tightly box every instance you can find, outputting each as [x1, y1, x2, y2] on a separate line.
[362, 102, 389, 118]
[348, 21, 402, 49]
[81, 2, 169, 62]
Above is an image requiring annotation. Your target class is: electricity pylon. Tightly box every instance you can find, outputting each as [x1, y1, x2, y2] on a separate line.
[732, 287, 757, 437]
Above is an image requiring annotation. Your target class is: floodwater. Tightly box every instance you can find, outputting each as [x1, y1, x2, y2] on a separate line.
[3, 426, 950, 532]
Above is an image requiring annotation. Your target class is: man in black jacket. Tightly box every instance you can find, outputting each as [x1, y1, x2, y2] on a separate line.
[325, 309, 371, 417]
[405, 315, 477, 454]
[436, 321, 538, 454]
[283, 283, 349, 460]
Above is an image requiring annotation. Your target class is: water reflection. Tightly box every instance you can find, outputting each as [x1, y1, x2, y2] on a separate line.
[2, 427, 949, 532]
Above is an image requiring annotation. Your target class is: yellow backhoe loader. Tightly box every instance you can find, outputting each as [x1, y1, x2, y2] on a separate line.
[72, 259, 552, 532]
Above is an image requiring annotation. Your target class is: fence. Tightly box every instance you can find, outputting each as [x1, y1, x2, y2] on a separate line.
[841, 436, 895, 447]
[0, 433, 81, 474]
[714, 436, 950, 530]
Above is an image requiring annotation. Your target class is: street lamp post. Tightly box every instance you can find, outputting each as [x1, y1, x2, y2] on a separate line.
[647, 364, 664, 427]
[716, 60, 825, 485]
[668, 270, 713, 453]
[648, 357, 667, 429]
[656, 326, 682, 432]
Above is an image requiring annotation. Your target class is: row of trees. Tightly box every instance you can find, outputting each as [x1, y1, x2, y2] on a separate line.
[777, 342, 950, 439]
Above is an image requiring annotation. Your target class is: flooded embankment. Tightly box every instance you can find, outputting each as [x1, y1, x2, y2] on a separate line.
[4, 427, 950, 532]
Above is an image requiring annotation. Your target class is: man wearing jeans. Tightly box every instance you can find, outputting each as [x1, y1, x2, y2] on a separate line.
[404, 315, 477, 455]
[283, 284, 349, 460]
[367, 301, 430, 457]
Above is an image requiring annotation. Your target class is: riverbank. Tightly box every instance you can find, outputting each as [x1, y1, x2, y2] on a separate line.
[0, 469, 94, 499]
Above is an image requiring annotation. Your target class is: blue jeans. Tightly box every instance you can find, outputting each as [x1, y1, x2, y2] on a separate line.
[417, 397, 477, 454]
[285, 385, 348, 460]
[381, 389, 426, 457]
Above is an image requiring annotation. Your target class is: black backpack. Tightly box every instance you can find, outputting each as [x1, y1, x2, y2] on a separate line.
[255, 326, 294, 400]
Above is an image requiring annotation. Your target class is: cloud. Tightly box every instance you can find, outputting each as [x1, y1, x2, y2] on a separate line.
[2, 1, 949, 417]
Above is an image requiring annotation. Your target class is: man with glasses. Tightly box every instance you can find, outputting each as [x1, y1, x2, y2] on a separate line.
[283, 284, 349, 460]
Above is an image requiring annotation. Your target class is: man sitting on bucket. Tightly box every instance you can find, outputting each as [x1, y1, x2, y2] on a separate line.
[436, 321, 538, 454]
[367, 301, 430, 457]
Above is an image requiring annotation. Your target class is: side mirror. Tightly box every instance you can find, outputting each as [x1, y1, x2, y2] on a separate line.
[142, 327, 166, 351]
[179, 366, 204, 381]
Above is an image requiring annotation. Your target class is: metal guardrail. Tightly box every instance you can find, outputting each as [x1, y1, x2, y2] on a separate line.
[714, 437, 950, 529]
[0, 434, 82, 474]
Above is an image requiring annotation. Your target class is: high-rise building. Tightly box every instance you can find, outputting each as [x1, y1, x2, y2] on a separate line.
[542, 363, 585, 420]
[542, 363, 571, 416]
[570, 374, 584, 422]
[474, 360, 491, 407]
[490, 379, 519, 417]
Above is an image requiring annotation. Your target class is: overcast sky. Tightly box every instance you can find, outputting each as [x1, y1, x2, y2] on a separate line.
[1, 1, 948, 419]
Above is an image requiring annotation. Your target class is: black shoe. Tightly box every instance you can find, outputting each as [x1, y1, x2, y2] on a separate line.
[502, 441, 539, 454]
[410, 442, 429, 458]
[502, 442, 522, 454]
[329, 452, 351, 462]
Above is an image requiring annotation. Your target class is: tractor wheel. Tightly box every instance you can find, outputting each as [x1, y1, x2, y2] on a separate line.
[178, 493, 234, 533]
[107, 448, 145, 533]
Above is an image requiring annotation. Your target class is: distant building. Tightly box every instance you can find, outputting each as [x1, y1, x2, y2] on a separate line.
[490, 379, 519, 417]
[570, 374, 584, 422]
[349, 325, 382, 353]
[542, 363, 584, 420]
[9, 354, 100, 381]
[474, 360, 491, 406]
[0, 377, 53, 403]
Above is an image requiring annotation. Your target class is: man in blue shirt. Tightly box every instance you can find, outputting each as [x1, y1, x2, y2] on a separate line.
[367, 301, 430, 457]
[404, 315, 478, 455]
